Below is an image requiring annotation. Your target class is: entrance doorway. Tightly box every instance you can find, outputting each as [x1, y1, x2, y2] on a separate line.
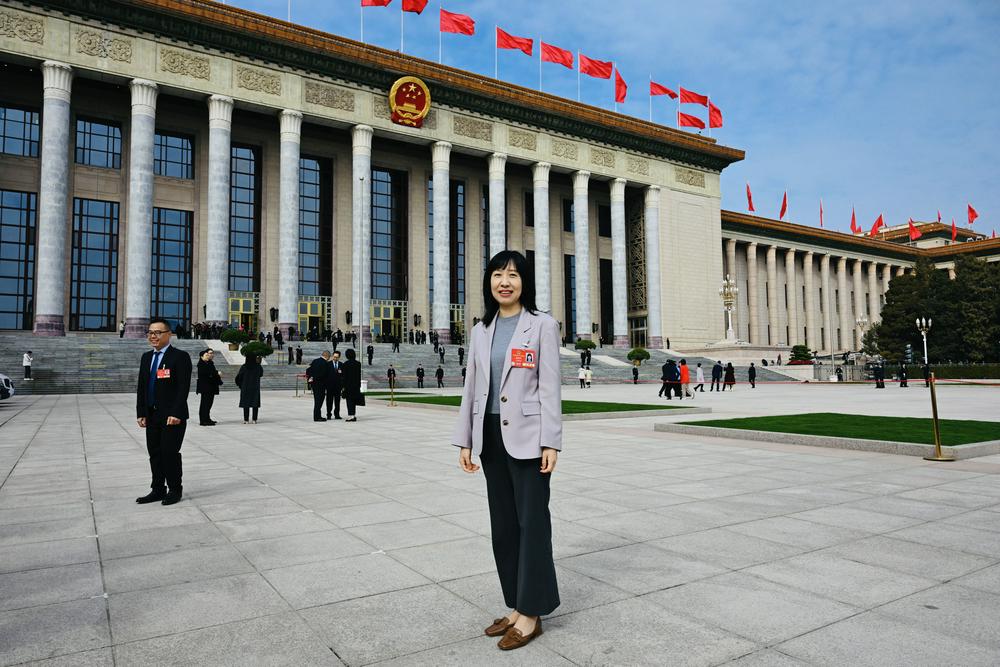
[370, 300, 407, 343]
[228, 293, 258, 333]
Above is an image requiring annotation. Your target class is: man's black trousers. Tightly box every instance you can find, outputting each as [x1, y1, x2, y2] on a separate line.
[479, 414, 560, 616]
[145, 407, 185, 491]
[312, 385, 326, 419]
[198, 393, 215, 424]
[325, 389, 341, 418]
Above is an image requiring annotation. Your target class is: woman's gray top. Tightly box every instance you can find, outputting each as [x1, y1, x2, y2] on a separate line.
[486, 312, 521, 414]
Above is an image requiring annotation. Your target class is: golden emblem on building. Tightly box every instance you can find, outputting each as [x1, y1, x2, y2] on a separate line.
[389, 76, 431, 128]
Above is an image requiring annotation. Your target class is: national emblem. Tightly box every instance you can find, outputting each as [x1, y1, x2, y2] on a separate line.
[389, 76, 431, 128]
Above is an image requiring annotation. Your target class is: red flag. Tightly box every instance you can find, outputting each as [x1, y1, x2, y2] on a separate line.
[937, 210, 942, 223]
[908, 218, 922, 241]
[679, 87, 708, 106]
[746, 183, 755, 213]
[650, 81, 677, 99]
[614, 68, 627, 103]
[401, 0, 427, 11]
[579, 54, 613, 79]
[496, 27, 532, 56]
[951, 218, 957, 241]
[779, 191, 787, 220]
[708, 100, 723, 128]
[968, 203, 979, 225]
[993, 230, 996, 239]
[677, 111, 705, 129]
[361, 0, 392, 5]
[541, 42, 573, 68]
[869, 214, 884, 237]
[850, 207, 860, 234]
[819, 199, 824, 228]
[440, 8, 474, 35]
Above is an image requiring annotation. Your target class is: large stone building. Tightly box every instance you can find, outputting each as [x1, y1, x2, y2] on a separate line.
[0, 0, 997, 353]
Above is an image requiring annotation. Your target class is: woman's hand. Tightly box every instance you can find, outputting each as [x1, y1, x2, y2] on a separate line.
[459, 447, 480, 473]
[540, 448, 558, 474]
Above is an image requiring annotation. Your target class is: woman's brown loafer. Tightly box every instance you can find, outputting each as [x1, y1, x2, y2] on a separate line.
[497, 619, 543, 650]
[484, 617, 513, 637]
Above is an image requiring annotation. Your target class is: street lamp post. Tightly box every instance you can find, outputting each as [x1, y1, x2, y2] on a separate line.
[916, 317, 931, 365]
[855, 314, 869, 353]
[719, 274, 739, 342]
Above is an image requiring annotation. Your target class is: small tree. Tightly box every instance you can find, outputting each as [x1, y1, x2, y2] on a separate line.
[627, 347, 650, 365]
[862, 323, 881, 357]
[789, 344, 813, 363]
[220, 328, 251, 345]
[574, 338, 597, 350]
[240, 341, 274, 358]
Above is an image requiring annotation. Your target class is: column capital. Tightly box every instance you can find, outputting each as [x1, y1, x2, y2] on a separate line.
[279, 109, 303, 139]
[725, 237, 737, 249]
[488, 152, 507, 176]
[42, 61, 73, 102]
[129, 79, 158, 117]
[805, 249, 815, 258]
[838, 256, 848, 267]
[573, 170, 590, 193]
[351, 124, 374, 154]
[785, 247, 796, 258]
[532, 161, 550, 183]
[644, 184, 660, 206]
[207, 95, 234, 128]
[747, 240, 758, 250]
[431, 140, 451, 167]
[610, 178, 626, 201]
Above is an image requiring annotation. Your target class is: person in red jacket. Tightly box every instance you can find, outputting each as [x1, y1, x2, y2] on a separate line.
[679, 359, 692, 398]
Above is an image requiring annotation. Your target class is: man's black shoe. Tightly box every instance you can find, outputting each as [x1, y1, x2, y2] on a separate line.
[334, 416, 343, 420]
[314, 417, 327, 422]
[326, 414, 333, 419]
[162, 489, 183, 505]
[136, 490, 165, 504]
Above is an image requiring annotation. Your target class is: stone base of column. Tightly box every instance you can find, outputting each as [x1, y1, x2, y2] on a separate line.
[33, 314, 65, 336]
[433, 327, 451, 345]
[277, 322, 297, 341]
[647, 336, 663, 350]
[124, 317, 150, 339]
[613, 335, 629, 349]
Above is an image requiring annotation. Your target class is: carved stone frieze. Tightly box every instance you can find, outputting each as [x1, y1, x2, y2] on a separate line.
[453, 116, 492, 142]
[627, 156, 650, 176]
[236, 66, 281, 95]
[552, 140, 578, 161]
[0, 11, 44, 43]
[76, 30, 132, 62]
[508, 129, 537, 151]
[675, 166, 706, 188]
[304, 81, 354, 112]
[160, 48, 210, 79]
[590, 148, 616, 168]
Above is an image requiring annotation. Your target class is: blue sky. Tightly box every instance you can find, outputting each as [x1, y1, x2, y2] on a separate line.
[226, 0, 999, 236]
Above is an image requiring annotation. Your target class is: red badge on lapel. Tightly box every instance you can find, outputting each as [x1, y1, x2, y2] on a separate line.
[510, 349, 537, 369]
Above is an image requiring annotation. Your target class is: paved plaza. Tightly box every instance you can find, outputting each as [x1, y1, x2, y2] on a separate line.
[1, 383, 999, 666]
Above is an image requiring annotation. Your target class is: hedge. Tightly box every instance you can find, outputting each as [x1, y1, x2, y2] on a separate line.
[897, 364, 1000, 380]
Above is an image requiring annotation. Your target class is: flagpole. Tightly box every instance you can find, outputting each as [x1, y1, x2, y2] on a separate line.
[577, 51, 581, 101]
[706, 95, 711, 138]
[538, 38, 542, 91]
[648, 75, 652, 122]
[494, 25, 498, 79]
[676, 83, 680, 129]
[400, 3, 404, 52]
[360, 4, 364, 43]
[438, 2, 442, 64]
[613, 63, 617, 113]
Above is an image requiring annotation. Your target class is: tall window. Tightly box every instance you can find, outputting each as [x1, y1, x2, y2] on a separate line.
[150, 208, 192, 329]
[0, 105, 40, 157]
[229, 145, 260, 292]
[524, 191, 534, 227]
[598, 204, 612, 238]
[70, 198, 119, 331]
[298, 156, 332, 296]
[564, 254, 576, 340]
[427, 178, 434, 308]
[371, 167, 408, 300]
[0, 190, 37, 329]
[153, 132, 194, 179]
[562, 199, 574, 232]
[599, 258, 613, 341]
[450, 180, 466, 305]
[75, 117, 122, 169]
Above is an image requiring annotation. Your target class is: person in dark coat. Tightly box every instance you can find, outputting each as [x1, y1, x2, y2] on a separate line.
[658, 361, 670, 397]
[387, 364, 397, 389]
[711, 361, 723, 391]
[295, 346, 303, 365]
[326, 351, 344, 419]
[416, 364, 425, 388]
[899, 364, 908, 388]
[391, 336, 400, 353]
[458, 346, 465, 366]
[306, 351, 330, 422]
[366, 343, 374, 366]
[723, 362, 736, 391]
[435, 365, 445, 388]
[342, 348, 363, 422]
[874, 363, 886, 389]
[196, 349, 223, 425]
[664, 359, 681, 400]
[275, 330, 284, 350]
[748, 362, 757, 389]
[922, 363, 931, 388]
[439, 345, 446, 364]
[632, 365, 639, 384]
[288, 344, 294, 365]
[235, 354, 263, 423]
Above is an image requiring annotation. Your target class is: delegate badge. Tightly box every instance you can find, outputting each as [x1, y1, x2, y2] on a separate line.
[510, 348, 537, 369]
[156, 368, 171, 379]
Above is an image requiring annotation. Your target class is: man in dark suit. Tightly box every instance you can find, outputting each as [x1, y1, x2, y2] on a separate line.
[458, 346, 465, 366]
[416, 364, 425, 388]
[326, 351, 344, 419]
[435, 365, 445, 388]
[307, 351, 330, 422]
[136, 317, 192, 506]
[366, 343, 374, 366]
[387, 364, 397, 389]
[710, 360, 723, 391]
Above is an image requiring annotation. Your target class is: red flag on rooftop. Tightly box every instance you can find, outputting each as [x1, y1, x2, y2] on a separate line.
[820, 199, 824, 228]
[579, 54, 613, 79]
[850, 207, 860, 234]
[496, 27, 532, 55]
[992, 230, 996, 239]
[779, 191, 788, 220]
[951, 218, 957, 241]
[361, 0, 392, 6]
[708, 100, 723, 128]
[541, 42, 573, 68]
[869, 214, 885, 237]
[440, 8, 474, 34]
[908, 218, 922, 241]
[677, 111, 704, 129]
[679, 87, 708, 106]
[614, 68, 627, 103]
[937, 210, 942, 223]
[402, 0, 428, 12]
[968, 203, 979, 225]
[650, 81, 677, 99]
[746, 183, 755, 213]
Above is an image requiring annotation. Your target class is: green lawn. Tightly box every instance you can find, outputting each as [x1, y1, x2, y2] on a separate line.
[364, 391, 419, 397]
[389, 395, 681, 414]
[678, 412, 1000, 446]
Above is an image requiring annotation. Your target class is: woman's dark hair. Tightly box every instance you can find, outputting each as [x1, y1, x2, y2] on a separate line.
[345, 348, 356, 360]
[199, 348, 212, 359]
[481, 250, 537, 327]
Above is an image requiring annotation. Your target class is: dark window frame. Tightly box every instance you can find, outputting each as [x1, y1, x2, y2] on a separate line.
[228, 144, 261, 292]
[153, 131, 194, 179]
[298, 155, 332, 296]
[0, 104, 40, 158]
[70, 198, 119, 332]
[150, 207, 193, 329]
[0, 189, 37, 329]
[370, 167, 408, 301]
[74, 116, 122, 169]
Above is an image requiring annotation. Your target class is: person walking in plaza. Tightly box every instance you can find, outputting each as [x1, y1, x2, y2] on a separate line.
[679, 359, 692, 398]
[196, 349, 222, 425]
[922, 362, 931, 388]
[391, 335, 400, 353]
[452, 250, 562, 651]
[694, 362, 705, 392]
[416, 363, 425, 388]
[118, 320, 126, 338]
[342, 348, 363, 421]
[632, 365, 639, 384]
[748, 362, 757, 389]
[275, 329, 283, 350]
[135, 318, 191, 506]
[439, 345, 446, 364]
[295, 345, 303, 365]
[387, 364, 397, 390]
[307, 351, 330, 422]
[22, 350, 32, 380]
[288, 344, 294, 365]
[326, 351, 344, 419]
[236, 353, 263, 424]
[658, 360, 670, 397]
[711, 360, 723, 391]
[665, 359, 682, 399]
[584, 365, 593, 388]
[458, 345, 465, 366]
[723, 362, 736, 390]
[366, 343, 374, 366]
[899, 364, 908, 388]
[436, 365, 445, 388]
[578, 365, 587, 389]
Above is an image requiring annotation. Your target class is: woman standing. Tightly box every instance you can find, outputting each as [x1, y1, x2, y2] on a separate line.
[341, 348, 362, 422]
[452, 250, 562, 651]
[196, 349, 222, 425]
[724, 362, 736, 391]
[235, 354, 263, 423]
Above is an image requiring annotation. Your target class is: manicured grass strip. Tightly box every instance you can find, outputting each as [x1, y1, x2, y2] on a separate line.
[365, 391, 419, 397]
[391, 395, 682, 414]
[678, 412, 1000, 446]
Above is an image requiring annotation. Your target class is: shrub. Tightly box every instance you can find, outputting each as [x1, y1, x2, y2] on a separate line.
[220, 328, 251, 345]
[240, 341, 274, 358]
[789, 344, 813, 363]
[786, 359, 814, 365]
[627, 347, 651, 364]
[574, 339, 597, 350]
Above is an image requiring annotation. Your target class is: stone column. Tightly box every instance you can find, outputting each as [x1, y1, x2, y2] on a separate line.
[766, 245, 779, 345]
[837, 256, 850, 352]
[882, 264, 892, 300]
[821, 254, 833, 353]
[123, 79, 158, 338]
[947, 267, 956, 280]
[896, 266, 905, 278]
[746, 242, 759, 344]
[803, 251, 817, 351]
[488, 153, 507, 259]
[572, 170, 591, 340]
[852, 259, 864, 348]
[785, 248, 798, 345]
[725, 238, 739, 338]
[205, 95, 234, 325]
[277, 110, 303, 336]
[431, 141, 452, 344]
[351, 125, 373, 341]
[644, 185, 663, 349]
[33, 61, 73, 336]
[609, 178, 628, 347]
[532, 162, 551, 312]
[868, 262, 880, 322]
